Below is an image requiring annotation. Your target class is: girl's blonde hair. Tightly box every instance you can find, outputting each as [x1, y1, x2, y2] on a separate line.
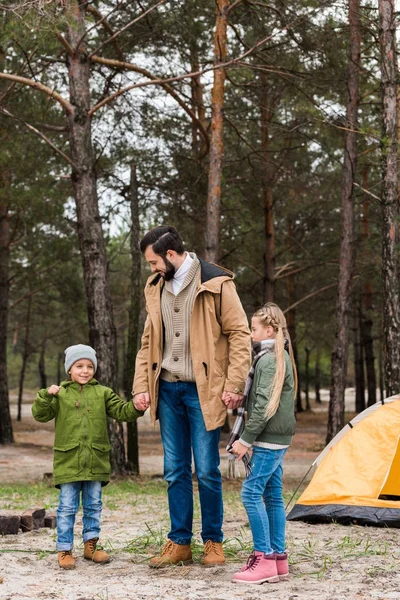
[253, 302, 298, 421]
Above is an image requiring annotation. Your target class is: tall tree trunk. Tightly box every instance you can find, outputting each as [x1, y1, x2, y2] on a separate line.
[261, 71, 275, 302]
[57, 352, 62, 385]
[378, 0, 400, 396]
[315, 349, 321, 404]
[65, 1, 125, 471]
[205, 0, 229, 263]
[286, 217, 302, 412]
[379, 340, 385, 401]
[0, 163, 13, 443]
[360, 167, 376, 406]
[304, 347, 311, 411]
[125, 164, 141, 474]
[17, 295, 32, 422]
[327, 0, 360, 443]
[38, 340, 47, 390]
[354, 301, 365, 413]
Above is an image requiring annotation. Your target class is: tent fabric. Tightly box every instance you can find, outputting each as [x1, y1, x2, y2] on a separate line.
[287, 395, 400, 527]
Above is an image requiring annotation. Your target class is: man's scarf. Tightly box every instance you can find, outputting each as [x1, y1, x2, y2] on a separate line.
[226, 340, 275, 477]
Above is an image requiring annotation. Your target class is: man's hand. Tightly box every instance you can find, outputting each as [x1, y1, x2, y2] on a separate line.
[231, 440, 249, 460]
[222, 391, 244, 410]
[47, 385, 61, 395]
[133, 392, 150, 411]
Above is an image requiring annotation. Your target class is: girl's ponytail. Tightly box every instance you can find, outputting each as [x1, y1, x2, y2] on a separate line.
[254, 303, 298, 421]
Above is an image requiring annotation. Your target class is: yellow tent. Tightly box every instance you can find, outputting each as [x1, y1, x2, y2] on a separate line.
[287, 395, 400, 527]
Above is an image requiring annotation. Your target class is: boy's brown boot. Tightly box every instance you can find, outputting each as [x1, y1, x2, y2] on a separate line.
[149, 539, 192, 568]
[84, 538, 110, 564]
[58, 550, 75, 570]
[202, 540, 225, 566]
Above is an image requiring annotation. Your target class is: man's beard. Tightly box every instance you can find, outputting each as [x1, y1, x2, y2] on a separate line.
[162, 256, 176, 281]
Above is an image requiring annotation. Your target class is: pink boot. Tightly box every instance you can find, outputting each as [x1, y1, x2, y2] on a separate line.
[276, 552, 289, 580]
[232, 551, 279, 585]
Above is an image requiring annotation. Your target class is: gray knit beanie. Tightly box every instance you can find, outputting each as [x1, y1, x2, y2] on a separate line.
[64, 344, 97, 374]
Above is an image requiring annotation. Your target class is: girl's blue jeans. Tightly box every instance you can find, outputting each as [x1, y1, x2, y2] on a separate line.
[56, 480, 102, 551]
[241, 446, 287, 555]
[158, 379, 223, 545]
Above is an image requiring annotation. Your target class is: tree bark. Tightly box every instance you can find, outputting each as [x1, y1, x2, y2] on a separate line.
[286, 217, 302, 412]
[354, 301, 365, 413]
[65, 1, 125, 471]
[17, 294, 32, 422]
[315, 349, 321, 404]
[304, 347, 311, 410]
[360, 167, 377, 406]
[205, 0, 229, 263]
[378, 0, 400, 396]
[38, 341, 47, 390]
[125, 164, 141, 474]
[327, 0, 360, 443]
[261, 71, 275, 303]
[0, 164, 13, 443]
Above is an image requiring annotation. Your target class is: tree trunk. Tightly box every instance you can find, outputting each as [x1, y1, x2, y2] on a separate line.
[354, 301, 365, 413]
[57, 352, 63, 385]
[0, 166, 13, 443]
[205, 0, 229, 263]
[261, 71, 275, 303]
[125, 164, 141, 474]
[360, 167, 376, 406]
[65, 1, 125, 472]
[304, 347, 311, 411]
[17, 294, 32, 422]
[315, 349, 321, 404]
[38, 341, 47, 390]
[363, 315, 377, 406]
[378, 0, 400, 396]
[286, 217, 302, 412]
[379, 340, 385, 401]
[327, 0, 360, 443]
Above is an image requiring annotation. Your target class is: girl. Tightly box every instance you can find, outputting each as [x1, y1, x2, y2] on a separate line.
[229, 303, 297, 585]
[32, 344, 143, 570]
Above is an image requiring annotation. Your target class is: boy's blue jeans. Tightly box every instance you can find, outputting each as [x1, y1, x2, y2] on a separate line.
[241, 446, 287, 555]
[158, 379, 223, 545]
[56, 480, 102, 551]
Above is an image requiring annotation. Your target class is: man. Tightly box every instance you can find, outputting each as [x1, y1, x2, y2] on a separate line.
[133, 225, 250, 567]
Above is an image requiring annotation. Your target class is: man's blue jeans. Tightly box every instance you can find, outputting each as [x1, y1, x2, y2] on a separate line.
[56, 481, 102, 550]
[241, 446, 287, 554]
[158, 379, 223, 545]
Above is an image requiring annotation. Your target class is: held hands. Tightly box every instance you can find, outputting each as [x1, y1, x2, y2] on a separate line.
[231, 440, 249, 460]
[222, 391, 244, 410]
[133, 392, 150, 411]
[47, 385, 61, 395]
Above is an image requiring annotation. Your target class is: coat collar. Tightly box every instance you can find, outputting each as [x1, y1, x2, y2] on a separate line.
[146, 256, 234, 293]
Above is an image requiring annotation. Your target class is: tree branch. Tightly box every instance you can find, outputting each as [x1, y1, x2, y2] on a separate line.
[90, 54, 209, 152]
[0, 72, 72, 113]
[283, 283, 341, 314]
[89, 0, 166, 58]
[0, 107, 75, 166]
[86, 4, 124, 61]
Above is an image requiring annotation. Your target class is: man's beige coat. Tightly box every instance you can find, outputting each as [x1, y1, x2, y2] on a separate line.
[133, 259, 251, 431]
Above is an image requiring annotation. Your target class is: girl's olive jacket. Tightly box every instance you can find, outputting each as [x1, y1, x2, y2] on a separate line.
[240, 351, 296, 447]
[32, 379, 142, 488]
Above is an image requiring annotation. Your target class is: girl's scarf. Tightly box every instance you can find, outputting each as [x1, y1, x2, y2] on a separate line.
[226, 339, 275, 477]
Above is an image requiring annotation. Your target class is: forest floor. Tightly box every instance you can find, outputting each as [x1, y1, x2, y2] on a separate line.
[1, 390, 400, 600]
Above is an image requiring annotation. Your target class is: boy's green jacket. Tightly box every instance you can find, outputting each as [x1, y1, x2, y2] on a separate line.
[32, 379, 142, 488]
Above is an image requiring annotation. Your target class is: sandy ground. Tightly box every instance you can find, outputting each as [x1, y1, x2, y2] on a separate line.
[1, 393, 400, 600]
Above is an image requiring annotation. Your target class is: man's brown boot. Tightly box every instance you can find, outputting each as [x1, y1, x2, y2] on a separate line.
[202, 540, 225, 566]
[83, 538, 110, 564]
[149, 539, 192, 568]
[58, 550, 75, 570]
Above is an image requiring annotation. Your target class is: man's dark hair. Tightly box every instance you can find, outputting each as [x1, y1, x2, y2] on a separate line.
[140, 225, 185, 256]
